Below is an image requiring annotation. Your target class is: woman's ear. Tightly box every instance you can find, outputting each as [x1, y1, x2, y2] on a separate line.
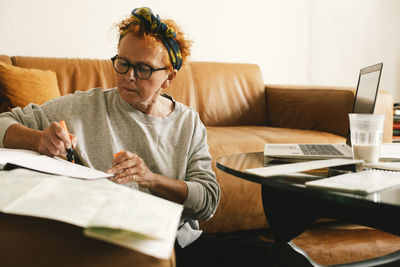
[161, 70, 177, 89]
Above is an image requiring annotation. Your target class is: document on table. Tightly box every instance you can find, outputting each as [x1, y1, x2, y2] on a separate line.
[0, 148, 112, 179]
[244, 158, 363, 177]
[0, 168, 183, 259]
[305, 169, 400, 195]
[363, 161, 400, 171]
[380, 143, 400, 159]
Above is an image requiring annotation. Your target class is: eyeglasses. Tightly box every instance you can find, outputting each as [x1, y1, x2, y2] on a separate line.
[111, 55, 167, 80]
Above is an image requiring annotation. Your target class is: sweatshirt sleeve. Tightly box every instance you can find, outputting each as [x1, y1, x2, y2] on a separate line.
[0, 103, 52, 147]
[0, 93, 78, 148]
[182, 117, 220, 221]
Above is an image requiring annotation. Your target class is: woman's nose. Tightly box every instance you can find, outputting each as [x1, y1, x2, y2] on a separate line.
[125, 67, 136, 81]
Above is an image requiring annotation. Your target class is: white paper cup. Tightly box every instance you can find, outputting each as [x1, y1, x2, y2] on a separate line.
[349, 113, 385, 163]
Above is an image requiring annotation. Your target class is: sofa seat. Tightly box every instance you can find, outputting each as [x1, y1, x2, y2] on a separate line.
[200, 125, 345, 233]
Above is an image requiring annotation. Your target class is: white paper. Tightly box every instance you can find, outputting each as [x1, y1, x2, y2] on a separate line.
[380, 143, 400, 159]
[363, 162, 400, 171]
[0, 148, 112, 179]
[84, 194, 182, 260]
[0, 148, 40, 165]
[305, 169, 400, 195]
[2, 174, 111, 226]
[88, 191, 182, 241]
[84, 228, 175, 259]
[0, 169, 46, 209]
[0, 169, 183, 259]
[245, 158, 363, 177]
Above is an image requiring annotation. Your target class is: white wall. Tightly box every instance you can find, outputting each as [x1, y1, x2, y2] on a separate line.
[309, 0, 400, 101]
[1, 0, 399, 101]
[0, 0, 311, 85]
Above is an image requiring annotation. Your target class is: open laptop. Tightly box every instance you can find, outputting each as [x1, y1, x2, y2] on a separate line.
[264, 62, 384, 160]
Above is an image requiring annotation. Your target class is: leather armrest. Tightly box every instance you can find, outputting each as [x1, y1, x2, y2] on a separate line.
[0, 55, 12, 65]
[265, 84, 393, 142]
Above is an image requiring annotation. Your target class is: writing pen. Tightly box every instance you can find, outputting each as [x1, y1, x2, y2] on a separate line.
[59, 120, 75, 163]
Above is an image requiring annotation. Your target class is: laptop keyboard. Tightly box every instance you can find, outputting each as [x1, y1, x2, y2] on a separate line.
[299, 144, 344, 156]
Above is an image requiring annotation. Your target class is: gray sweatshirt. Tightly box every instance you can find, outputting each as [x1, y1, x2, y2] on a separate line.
[0, 88, 220, 247]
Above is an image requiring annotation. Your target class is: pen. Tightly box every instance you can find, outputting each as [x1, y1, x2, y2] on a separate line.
[59, 120, 75, 163]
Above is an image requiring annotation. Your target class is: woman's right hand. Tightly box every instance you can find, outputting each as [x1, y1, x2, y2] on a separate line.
[37, 122, 77, 157]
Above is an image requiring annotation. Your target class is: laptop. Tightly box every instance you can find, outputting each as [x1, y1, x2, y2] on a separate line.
[264, 62, 385, 160]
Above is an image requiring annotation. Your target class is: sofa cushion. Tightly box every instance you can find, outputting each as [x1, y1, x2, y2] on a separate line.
[266, 85, 355, 138]
[0, 62, 61, 112]
[189, 62, 267, 127]
[11, 56, 116, 96]
[162, 63, 197, 111]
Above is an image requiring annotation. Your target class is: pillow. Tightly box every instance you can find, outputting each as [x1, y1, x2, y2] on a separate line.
[0, 62, 60, 112]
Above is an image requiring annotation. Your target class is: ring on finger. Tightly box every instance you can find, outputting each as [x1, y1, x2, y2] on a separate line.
[131, 175, 135, 183]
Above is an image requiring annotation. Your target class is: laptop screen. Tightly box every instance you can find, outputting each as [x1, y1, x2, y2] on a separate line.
[346, 63, 383, 146]
[352, 63, 383, 114]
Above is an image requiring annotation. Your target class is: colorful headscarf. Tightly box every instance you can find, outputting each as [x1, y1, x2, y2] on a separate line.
[130, 7, 183, 70]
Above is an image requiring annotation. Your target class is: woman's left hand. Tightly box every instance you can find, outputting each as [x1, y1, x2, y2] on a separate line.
[106, 150, 155, 187]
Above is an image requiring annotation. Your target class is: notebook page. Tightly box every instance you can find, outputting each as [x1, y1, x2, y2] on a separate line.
[380, 143, 400, 159]
[305, 170, 400, 195]
[0, 148, 39, 166]
[6, 155, 112, 179]
[0, 169, 182, 259]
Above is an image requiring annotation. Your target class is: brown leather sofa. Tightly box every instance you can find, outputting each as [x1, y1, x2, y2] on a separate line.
[0, 55, 399, 266]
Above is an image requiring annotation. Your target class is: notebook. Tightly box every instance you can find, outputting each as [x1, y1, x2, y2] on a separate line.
[263, 62, 397, 160]
[305, 169, 400, 195]
[245, 158, 362, 178]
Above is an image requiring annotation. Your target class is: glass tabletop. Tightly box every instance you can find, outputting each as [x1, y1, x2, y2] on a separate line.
[217, 152, 400, 210]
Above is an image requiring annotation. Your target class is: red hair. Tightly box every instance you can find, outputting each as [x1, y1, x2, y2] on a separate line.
[117, 15, 192, 69]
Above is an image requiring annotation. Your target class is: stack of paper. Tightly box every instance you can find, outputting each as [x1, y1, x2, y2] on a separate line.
[0, 148, 183, 259]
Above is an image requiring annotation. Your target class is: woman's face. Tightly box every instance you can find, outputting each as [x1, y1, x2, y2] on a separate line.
[116, 32, 174, 113]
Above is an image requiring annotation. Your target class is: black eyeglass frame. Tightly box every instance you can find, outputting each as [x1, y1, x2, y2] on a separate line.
[111, 55, 168, 80]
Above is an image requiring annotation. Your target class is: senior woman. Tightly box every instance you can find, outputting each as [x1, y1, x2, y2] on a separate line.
[0, 8, 315, 267]
[0, 6, 220, 255]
